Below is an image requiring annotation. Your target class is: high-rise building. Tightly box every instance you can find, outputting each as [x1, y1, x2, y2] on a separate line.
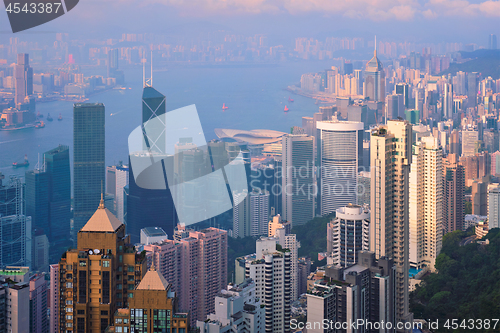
[443, 154, 465, 233]
[282, 135, 315, 226]
[127, 86, 177, 242]
[489, 34, 497, 49]
[449, 129, 461, 156]
[139, 226, 168, 245]
[14, 53, 33, 105]
[145, 227, 228, 326]
[0, 267, 30, 333]
[197, 279, 265, 333]
[73, 103, 105, 238]
[44, 145, 71, 257]
[105, 267, 190, 333]
[472, 180, 488, 216]
[409, 137, 443, 271]
[268, 214, 291, 237]
[370, 119, 413, 326]
[488, 183, 500, 229]
[58, 197, 147, 332]
[462, 130, 479, 157]
[30, 273, 48, 333]
[364, 44, 385, 102]
[443, 83, 454, 119]
[306, 252, 395, 333]
[233, 189, 269, 238]
[395, 83, 409, 108]
[25, 168, 49, 235]
[243, 237, 291, 333]
[316, 121, 363, 216]
[467, 72, 478, 108]
[106, 163, 129, 223]
[327, 204, 369, 267]
[49, 264, 59, 333]
[386, 94, 404, 120]
[0, 174, 32, 268]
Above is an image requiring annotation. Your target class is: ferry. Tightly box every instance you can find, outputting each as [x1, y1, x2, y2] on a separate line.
[288, 97, 294, 102]
[58, 113, 63, 121]
[47, 113, 53, 121]
[222, 103, 229, 110]
[13, 155, 29, 168]
[35, 121, 45, 128]
[284, 105, 289, 112]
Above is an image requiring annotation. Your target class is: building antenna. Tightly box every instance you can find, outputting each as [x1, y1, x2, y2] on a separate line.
[374, 35, 377, 56]
[142, 58, 146, 88]
[150, 51, 153, 87]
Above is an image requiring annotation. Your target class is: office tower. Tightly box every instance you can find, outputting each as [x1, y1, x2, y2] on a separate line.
[14, 53, 33, 105]
[233, 189, 269, 238]
[467, 72, 478, 108]
[58, 198, 146, 332]
[145, 227, 228, 326]
[306, 252, 395, 333]
[316, 121, 363, 216]
[282, 135, 315, 226]
[327, 204, 369, 267]
[105, 267, 190, 333]
[32, 230, 49, 272]
[357, 171, 371, 206]
[491, 151, 500, 176]
[0, 174, 32, 268]
[106, 163, 129, 223]
[489, 34, 497, 49]
[443, 83, 454, 119]
[30, 273, 48, 333]
[449, 129, 461, 156]
[370, 119, 412, 326]
[414, 87, 425, 121]
[364, 44, 385, 102]
[197, 280, 265, 333]
[409, 137, 443, 271]
[73, 103, 105, 238]
[140, 226, 168, 245]
[49, 264, 59, 333]
[273, 156, 283, 215]
[0, 267, 30, 333]
[107, 48, 119, 77]
[488, 183, 500, 229]
[44, 145, 71, 254]
[396, 83, 409, 108]
[442, 154, 465, 233]
[472, 181, 488, 216]
[462, 130, 479, 157]
[25, 168, 49, 235]
[128, 86, 177, 242]
[243, 237, 291, 333]
[268, 214, 291, 236]
[386, 94, 404, 120]
[482, 129, 499, 153]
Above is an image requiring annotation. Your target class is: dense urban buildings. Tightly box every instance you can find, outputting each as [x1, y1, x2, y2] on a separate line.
[73, 103, 106, 238]
[443, 154, 465, 233]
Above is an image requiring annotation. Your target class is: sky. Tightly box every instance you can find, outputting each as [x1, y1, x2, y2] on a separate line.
[0, 0, 499, 45]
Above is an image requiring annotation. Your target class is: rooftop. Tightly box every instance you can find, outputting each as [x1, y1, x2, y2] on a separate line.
[80, 197, 123, 233]
[136, 268, 170, 291]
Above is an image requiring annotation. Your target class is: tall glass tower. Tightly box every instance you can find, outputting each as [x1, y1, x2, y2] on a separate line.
[73, 103, 105, 239]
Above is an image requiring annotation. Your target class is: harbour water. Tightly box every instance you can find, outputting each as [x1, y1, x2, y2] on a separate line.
[0, 61, 332, 179]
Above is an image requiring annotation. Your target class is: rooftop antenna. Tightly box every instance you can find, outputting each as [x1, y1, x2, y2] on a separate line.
[150, 51, 153, 87]
[374, 35, 377, 56]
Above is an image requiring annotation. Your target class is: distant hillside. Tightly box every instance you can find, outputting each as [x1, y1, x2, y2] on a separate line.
[440, 49, 500, 79]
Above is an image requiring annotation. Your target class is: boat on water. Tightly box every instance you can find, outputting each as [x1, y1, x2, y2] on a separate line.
[284, 105, 289, 112]
[222, 103, 229, 110]
[47, 113, 53, 121]
[35, 121, 45, 128]
[13, 155, 29, 168]
[288, 97, 294, 102]
[58, 113, 63, 121]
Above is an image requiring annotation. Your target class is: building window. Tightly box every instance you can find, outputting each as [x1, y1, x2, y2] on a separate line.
[102, 261, 110, 268]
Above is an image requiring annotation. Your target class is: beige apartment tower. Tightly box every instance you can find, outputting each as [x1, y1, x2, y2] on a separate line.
[370, 119, 413, 328]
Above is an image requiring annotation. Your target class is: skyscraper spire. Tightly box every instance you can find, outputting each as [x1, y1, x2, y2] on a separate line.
[374, 35, 377, 57]
[99, 180, 104, 209]
[150, 52, 153, 87]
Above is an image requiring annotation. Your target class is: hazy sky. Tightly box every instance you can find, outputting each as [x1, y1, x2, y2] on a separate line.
[0, 0, 499, 45]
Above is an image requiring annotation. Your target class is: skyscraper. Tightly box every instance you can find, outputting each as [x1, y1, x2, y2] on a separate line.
[489, 34, 497, 49]
[25, 168, 49, 235]
[233, 189, 269, 238]
[145, 227, 228, 326]
[370, 119, 413, 326]
[443, 83, 454, 119]
[73, 103, 105, 238]
[409, 136, 443, 271]
[282, 135, 315, 226]
[386, 94, 404, 120]
[443, 154, 465, 233]
[127, 87, 177, 242]
[14, 53, 33, 105]
[364, 42, 385, 102]
[106, 163, 129, 223]
[58, 197, 146, 332]
[327, 204, 369, 267]
[467, 72, 478, 108]
[395, 83, 409, 108]
[316, 120, 363, 216]
[49, 264, 59, 333]
[30, 273, 48, 333]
